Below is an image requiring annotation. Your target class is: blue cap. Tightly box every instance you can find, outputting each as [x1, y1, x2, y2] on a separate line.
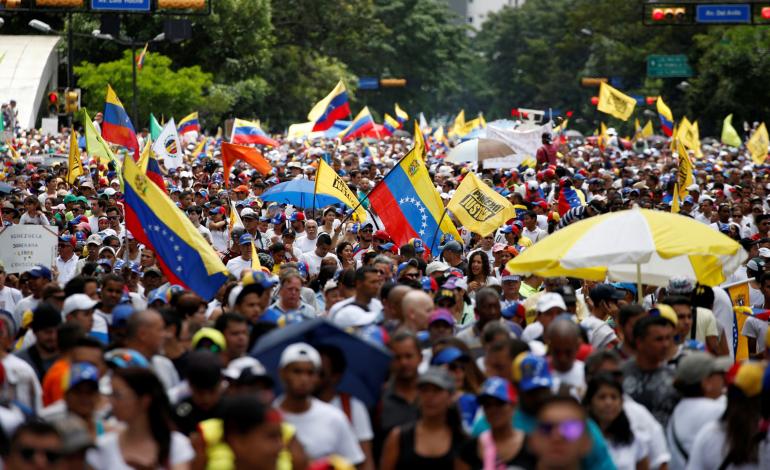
[112, 303, 136, 328]
[501, 225, 513, 234]
[148, 286, 169, 305]
[502, 302, 526, 320]
[514, 353, 553, 392]
[239, 233, 254, 245]
[479, 376, 517, 403]
[380, 242, 395, 251]
[684, 195, 695, 204]
[97, 258, 113, 267]
[430, 346, 468, 366]
[66, 362, 100, 391]
[112, 259, 125, 272]
[611, 282, 637, 297]
[28, 265, 52, 280]
[409, 238, 425, 253]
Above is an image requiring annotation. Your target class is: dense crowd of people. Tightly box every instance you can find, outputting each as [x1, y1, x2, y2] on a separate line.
[0, 112, 768, 470]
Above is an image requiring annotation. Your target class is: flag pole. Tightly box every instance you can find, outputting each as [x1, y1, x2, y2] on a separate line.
[429, 206, 449, 254]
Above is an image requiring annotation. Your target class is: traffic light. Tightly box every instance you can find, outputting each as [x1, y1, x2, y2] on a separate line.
[645, 96, 658, 106]
[590, 97, 599, 106]
[157, 0, 206, 9]
[580, 77, 608, 88]
[761, 6, 770, 20]
[35, 0, 84, 6]
[650, 7, 686, 24]
[64, 88, 80, 114]
[47, 90, 60, 115]
[379, 78, 407, 88]
[0, 0, 23, 8]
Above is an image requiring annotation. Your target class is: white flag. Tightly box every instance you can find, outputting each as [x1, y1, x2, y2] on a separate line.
[152, 118, 183, 170]
[485, 121, 553, 160]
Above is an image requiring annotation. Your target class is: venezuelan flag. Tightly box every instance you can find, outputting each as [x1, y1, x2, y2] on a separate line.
[136, 43, 148, 71]
[395, 103, 409, 127]
[122, 155, 227, 300]
[558, 185, 584, 216]
[369, 144, 461, 251]
[383, 113, 399, 135]
[657, 97, 674, 137]
[177, 112, 200, 135]
[308, 80, 351, 132]
[102, 85, 139, 158]
[146, 149, 167, 193]
[230, 118, 279, 147]
[339, 107, 375, 141]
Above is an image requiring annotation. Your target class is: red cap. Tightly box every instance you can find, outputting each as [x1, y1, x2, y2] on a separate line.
[374, 230, 390, 241]
[234, 185, 249, 193]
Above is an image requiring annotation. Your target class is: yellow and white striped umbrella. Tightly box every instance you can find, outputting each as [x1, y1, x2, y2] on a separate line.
[506, 207, 746, 287]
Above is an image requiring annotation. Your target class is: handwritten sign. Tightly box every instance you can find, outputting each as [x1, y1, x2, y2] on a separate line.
[0, 226, 57, 274]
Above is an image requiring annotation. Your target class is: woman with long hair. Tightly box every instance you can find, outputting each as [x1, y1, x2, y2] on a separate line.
[465, 251, 499, 297]
[687, 361, 770, 470]
[431, 340, 485, 433]
[87, 367, 194, 469]
[336, 241, 356, 271]
[380, 367, 467, 470]
[455, 377, 535, 470]
[584, 374, 649, 470]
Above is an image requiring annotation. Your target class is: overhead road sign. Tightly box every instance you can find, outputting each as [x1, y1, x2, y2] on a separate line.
[696, 3, 751, 23]
[647, 55, 694, 78]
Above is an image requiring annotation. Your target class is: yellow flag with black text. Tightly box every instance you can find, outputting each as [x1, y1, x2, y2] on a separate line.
[315, 158, 367, 221]
[67, 131, 84, 185]
[747, 123, 769, 165]
[448, 172, 516, 237]
[597, 82, 636, 121]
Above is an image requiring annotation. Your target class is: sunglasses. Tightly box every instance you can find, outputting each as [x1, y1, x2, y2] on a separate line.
[535, 419, 585, 442]
[16, 446, 62, 464]
[107, 216, 119, 220]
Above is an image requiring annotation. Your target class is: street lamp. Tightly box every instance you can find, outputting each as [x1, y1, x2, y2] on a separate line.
[89, 30, 166, 126]
[29, 19, 53, 33]
[0, 18, 6, 29]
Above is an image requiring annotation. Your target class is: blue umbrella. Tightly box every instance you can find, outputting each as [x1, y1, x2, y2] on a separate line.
[260, 179, 346, 210]
[250, 318, 392, 407]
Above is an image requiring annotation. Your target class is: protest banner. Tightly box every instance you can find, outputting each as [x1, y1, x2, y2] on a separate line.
[0, 225, 57, 274]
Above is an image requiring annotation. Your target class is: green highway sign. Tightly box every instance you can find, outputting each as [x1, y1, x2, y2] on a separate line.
[647, 54, 694, 78]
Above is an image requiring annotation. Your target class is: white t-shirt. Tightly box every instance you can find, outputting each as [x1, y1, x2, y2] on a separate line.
[522, 227, 547, 243]
[520, 321, 544, 343]
[741, 316, 767, 354]
[328, 297, 383, 319]
[551, 360, 585, 398]
[1, 354, 42, 413]
[299, 251, 339, 277]
[686, 419, 770, 470]
[711, 287, 736, 360]
[86, 430, 194, 469]
[749, 284, 764, 308]
[196, 224, 213, 245]
[276, 397, 364, 464]
[225, 256, 251, 279]
[666, 397, 726, 470]
[330, 394, 373, 442]
[13, 296, 39, 328]
[608, 434, 650, 470]
[625, 396, 670, 469]
[295, 235, 318, 254]
[210, 228, 229, 253]
[0, 286, 22, 314]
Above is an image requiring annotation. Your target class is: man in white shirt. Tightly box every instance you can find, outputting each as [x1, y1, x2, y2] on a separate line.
[581, 284, 622, 350]
[295, 220, 319, 254]
[55, 235, 79, 286]
[275, 343, 364, 465]
[299, 233, 336, 277]
[225, 234, 255, 280]
[330, 266, 383, 328]
[0, 263, 22, 314]
[522, 210, 547, 243]
[14, 265, 52, 327]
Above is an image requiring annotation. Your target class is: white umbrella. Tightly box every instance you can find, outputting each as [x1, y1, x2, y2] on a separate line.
[445, 138, 515, 164]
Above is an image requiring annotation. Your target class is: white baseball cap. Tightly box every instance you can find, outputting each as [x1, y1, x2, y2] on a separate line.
[279, 342, 321, 369]
[537, 292, 566, 313]
[62, 294, 98, 317]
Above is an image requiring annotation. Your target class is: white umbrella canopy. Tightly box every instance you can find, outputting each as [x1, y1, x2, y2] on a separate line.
[445, 138, 515, 164]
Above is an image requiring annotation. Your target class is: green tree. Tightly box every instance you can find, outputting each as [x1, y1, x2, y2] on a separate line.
[74, 51, 212, 129]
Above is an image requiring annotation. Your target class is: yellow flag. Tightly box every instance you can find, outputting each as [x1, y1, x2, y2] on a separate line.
[447, 172, 516, 237]
[82, 109, 120, 167]
[137, 138, 152, 173]
[671, 183, 680, 214]
[677, 117, 702, 158]
[598, 122, 608, 150]
[597, 82, 636, 121]
[414, 121, 426, 159]
[315, 158, 367, 221]
[67, 131, 84, 185]
[641, 120, 654, 138]
[633, 118, 642, 141]
[747, 123, 769, 165]
[675, 138, 693, 203]
[449, 110, 466, 137]
[251, 241, 262, 271]
[7, 142, 20, 162]
[721, 114, 742, 148]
